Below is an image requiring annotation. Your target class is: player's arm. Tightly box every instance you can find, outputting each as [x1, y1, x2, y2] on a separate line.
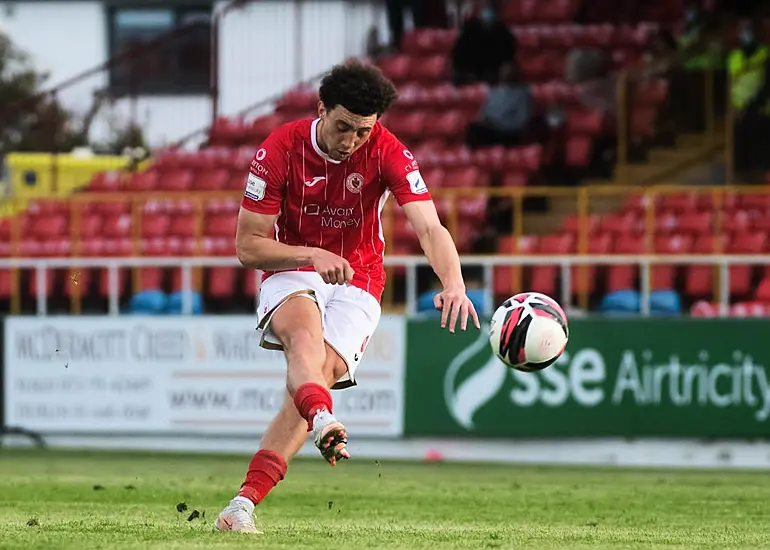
[383, 143, 480, 332]
[236, 208, 354, 284]
[236, 136, 353, 283]
[235, 208, 314, 270]
[402, 201, 465, 293]
[402, 201, 480, 332]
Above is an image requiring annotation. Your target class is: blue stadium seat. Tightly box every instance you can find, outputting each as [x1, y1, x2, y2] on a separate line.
[649, 289, 682, 315]
[128, 290, 168, 315]
[599, 290, 640, 315]
[166, 291, 204, 315]
[417, 289, 486, 315]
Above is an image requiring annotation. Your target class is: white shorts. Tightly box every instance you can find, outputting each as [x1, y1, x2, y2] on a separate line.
[256, 271, 382, 389]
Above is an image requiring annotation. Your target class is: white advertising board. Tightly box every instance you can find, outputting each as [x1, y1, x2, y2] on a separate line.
[3, 315, 405, 437]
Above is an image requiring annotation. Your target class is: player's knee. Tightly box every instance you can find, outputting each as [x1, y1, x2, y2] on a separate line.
[323, 345, 349, 385]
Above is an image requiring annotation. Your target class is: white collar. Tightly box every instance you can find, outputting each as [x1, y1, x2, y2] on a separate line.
[310, 118, 341, 164]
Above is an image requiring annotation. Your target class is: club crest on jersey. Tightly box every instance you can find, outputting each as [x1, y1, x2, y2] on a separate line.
[345, 172, 364, 194]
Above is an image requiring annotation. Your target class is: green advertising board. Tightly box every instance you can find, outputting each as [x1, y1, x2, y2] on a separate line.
[405, 318, 770, 438]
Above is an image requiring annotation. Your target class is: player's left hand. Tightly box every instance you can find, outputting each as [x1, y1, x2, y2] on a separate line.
[434, 286, 481, 334]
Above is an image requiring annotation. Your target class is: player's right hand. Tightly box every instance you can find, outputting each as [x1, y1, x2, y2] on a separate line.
[311, 248, 354, 285]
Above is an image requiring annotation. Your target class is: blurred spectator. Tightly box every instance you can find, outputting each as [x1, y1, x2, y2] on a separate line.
[673, 3, 725, 132]
[677, 3, 723, 72]
[565, 48, 609, 83]
[451, 0, 516, 86]
[564, 48, 616, 116]
[386, 0, 427, 52]
[465, 63, 532, 150]
[730, 19, 770, 179]
[641, 28, 679, 77]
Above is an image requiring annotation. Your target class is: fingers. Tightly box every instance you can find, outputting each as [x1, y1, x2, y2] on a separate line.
[439, 294, 481, 333]
[319, 263, 353, 285]
[440, 294, 451, 329]
[469, 301, 481, 329]
[459, 301, 468, 332]
[343, 263, 355, 283]
[448, 298, 462, 334]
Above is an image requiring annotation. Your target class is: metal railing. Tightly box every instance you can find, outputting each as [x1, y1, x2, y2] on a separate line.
[1, 254, 764, 318]
[3, 184, 770, 313]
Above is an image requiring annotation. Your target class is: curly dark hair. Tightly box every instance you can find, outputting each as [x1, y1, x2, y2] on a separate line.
[318, 60, 398, 117]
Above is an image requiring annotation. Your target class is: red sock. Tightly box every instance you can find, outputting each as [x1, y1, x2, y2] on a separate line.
[294, 382, 333, 431]
[237, 450, 287, 505]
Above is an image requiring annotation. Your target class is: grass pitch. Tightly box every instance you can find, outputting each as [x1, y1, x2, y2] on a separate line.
[1, 448, 769, 549]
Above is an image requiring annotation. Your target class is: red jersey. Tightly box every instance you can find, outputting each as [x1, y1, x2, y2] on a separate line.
[241, 118, 432, 302]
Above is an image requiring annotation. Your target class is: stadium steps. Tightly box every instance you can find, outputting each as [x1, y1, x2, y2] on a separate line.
[523, 127, 726, 236]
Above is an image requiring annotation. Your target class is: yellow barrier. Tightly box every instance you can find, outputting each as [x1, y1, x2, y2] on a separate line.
[3, 184, 770, 315]
[3, 153, 139, 202]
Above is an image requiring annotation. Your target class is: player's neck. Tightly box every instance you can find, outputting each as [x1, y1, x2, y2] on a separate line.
[315, 119, 331, 156]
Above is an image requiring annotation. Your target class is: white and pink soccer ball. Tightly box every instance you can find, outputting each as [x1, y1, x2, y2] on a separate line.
[489, 292, 569, 372]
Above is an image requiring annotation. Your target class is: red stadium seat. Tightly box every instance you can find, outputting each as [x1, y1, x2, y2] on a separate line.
[169, 215, 196, 238]
[423, 110, 465, 141]
[571, 232, 612, 295]
[384, 112, 426, 140]
[690, 300, 718, 318]
[677, 211, 712, 234]
[207, 267, 237, 298]
[243, 269, 261, 297]
[32, 215, 68, 240]
[127, 170, 160, 192]
[249, 114, 286, 143]
[561, 214, 600, 235]
[158, 170, 193, 192]
[443, 166, 488, 188]
[409, 55, 450, 83]
[194, 169, 230, 191]
[89, 171, 124, 192]
[378, 55, 412, 83]
[205, 214, 237, 238]
[141, 215, 171, 238]
[275, 89, 317, 113]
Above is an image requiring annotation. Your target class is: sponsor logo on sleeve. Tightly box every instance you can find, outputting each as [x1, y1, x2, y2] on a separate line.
[245, 173, 266, 201]
[406, 170, 428, 195]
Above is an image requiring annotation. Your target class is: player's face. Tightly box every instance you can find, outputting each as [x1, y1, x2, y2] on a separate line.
[317, 104, 377, 161]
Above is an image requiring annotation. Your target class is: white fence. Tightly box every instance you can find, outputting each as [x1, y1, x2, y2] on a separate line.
[1, 255, 766, 316]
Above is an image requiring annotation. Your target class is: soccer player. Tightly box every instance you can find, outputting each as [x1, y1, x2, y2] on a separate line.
[215, 60, 480, 534]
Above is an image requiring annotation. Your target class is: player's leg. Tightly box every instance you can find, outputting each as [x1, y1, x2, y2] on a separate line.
[214, 342, 347, 534]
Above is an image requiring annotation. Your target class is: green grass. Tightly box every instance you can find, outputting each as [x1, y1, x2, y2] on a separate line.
[1, 449, 769, 549]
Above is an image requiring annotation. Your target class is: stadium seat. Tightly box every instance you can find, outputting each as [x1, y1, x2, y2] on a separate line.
[167, 291, 204, 314]
[600, 290, 640, 315]
[127, 170, 160, 191]
[89, 171, 124, 192]
[129, 290, 168, 314]
[207, 267, 237, 298]
[194, 169, 230, 191]
[142, 215, 171, 239]
[378, 55, 412, 83]
[649, 290, 682, 315]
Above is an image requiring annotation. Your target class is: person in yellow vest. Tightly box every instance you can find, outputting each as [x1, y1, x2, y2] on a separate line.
[729, 20, 769, 180]
[675, 5, 725, 133]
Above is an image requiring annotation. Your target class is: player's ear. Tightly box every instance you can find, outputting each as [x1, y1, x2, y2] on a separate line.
[317, 101, 326, 119]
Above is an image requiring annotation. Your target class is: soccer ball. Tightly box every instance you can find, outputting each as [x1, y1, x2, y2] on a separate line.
[489, 292, 569, 372]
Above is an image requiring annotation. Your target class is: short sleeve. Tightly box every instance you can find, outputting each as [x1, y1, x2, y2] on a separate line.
[380, 138, 433, 206]
[240, 129, 290, 215]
